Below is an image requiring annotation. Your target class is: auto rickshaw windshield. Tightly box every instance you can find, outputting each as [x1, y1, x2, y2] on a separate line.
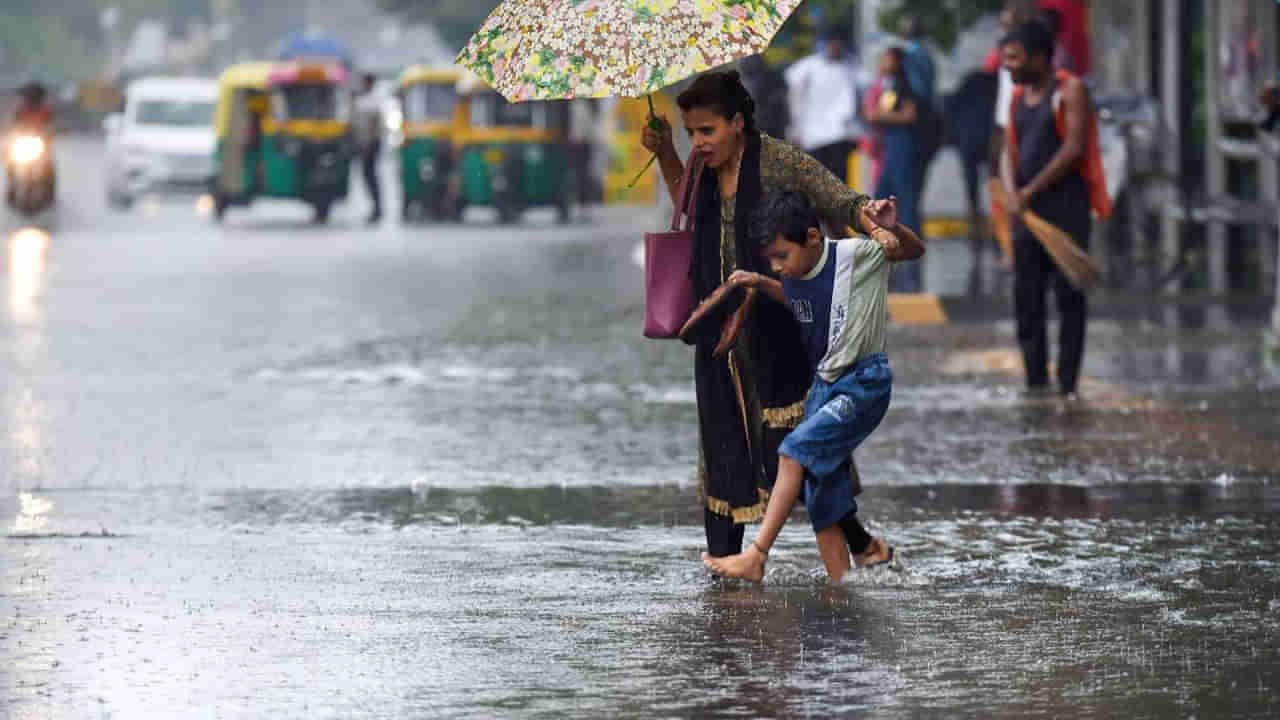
[271, 83, 349, 122]
[403, 84, 459, 124]
[470, 93, 541, 128]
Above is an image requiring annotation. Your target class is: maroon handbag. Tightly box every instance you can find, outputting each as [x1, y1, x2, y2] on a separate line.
[643, 153, 705, 339]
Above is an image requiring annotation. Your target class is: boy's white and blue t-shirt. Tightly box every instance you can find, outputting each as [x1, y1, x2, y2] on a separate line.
[777, 236, 893, 532]
[782, 236, 889, 380]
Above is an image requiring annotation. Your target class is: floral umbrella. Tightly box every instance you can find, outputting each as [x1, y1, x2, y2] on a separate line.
[456, 0, 803, 103]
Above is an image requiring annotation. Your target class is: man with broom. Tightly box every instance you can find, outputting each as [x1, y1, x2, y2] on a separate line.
[999, 19, 1110, 398]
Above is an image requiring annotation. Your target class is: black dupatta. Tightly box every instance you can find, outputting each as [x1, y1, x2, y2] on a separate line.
[689, 132, 812, 514]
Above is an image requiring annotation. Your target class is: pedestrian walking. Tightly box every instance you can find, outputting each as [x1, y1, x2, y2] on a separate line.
[1000, 20, 1109, 397]
[354, 73, 383, 224]
[866, 47, 924, 292]
[989, 1, 1039, 268]
[896, 17, 936, 108]
[640, 70, 898, 562]
[784, 23, 860, 183]
[701, 190, 923, 582]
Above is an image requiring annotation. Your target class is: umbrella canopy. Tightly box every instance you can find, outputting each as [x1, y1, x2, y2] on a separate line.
[456, 0, 802, 102]
[279, 30, 354, 68]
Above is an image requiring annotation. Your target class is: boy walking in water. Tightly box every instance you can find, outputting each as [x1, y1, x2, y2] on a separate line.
[702, 191, 923, 582]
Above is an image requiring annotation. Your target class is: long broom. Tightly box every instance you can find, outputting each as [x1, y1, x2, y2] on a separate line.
[989, 181, 1100, 292]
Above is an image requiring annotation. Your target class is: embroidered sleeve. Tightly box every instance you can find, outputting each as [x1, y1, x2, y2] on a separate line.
[762, 136, 872, 234]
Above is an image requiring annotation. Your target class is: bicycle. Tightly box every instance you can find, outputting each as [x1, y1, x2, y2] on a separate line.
[1097, 93, 1276, 296]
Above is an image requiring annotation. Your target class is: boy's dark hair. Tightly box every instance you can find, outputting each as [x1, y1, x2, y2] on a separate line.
[676, 70, 757, 133]
[749, 191, 820, 247]
[1000, 19, 1055, 61]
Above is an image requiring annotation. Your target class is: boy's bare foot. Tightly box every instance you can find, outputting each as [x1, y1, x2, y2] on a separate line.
[853, 537, 893, 568]
[701, 543, 767, 582]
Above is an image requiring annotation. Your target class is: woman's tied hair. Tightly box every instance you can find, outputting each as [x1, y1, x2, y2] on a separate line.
[676, 70, 758, 133]
[750, 191, 820, 247]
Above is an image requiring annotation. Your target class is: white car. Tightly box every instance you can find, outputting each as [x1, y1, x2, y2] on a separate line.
[104, 77, 218, 209]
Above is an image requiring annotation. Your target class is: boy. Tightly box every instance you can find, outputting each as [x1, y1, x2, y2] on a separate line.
[702, 191, 924, 583]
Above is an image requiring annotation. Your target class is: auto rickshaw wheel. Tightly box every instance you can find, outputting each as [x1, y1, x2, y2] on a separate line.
[312, 201, 331, 225]
[212, 193, 228, 222]
[556, 184, 574, 226]
[496, 201, 522, 225]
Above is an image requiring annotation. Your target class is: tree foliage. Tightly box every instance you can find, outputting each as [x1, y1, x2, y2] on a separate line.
[875, 0, 1006, 52]
[371, 0, 1004, 57]
[0, 0, 216, 78]
[374, 0, 500, 52]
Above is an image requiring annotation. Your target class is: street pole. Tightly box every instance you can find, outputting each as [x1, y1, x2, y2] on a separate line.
[1159, 0, 1185, 330]
[1265, 128, 1280, 371]
[100, 6, 121, 79]
[1203, 0, 1229, 329]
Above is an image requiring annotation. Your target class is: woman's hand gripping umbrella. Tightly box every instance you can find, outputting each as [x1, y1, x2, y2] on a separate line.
[630, 95, 667, 188]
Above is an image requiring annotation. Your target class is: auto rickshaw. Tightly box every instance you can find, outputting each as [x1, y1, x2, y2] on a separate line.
[395, 66, 464, 222]
[211, 61, 352, 223]
[454, 76, 574, 224]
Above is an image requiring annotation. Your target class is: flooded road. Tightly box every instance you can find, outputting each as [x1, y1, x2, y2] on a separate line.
[3, 138, 1279, 718]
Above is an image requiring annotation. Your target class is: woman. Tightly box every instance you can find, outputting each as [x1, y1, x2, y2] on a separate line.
[866, 47, 923, 292]
[641, 71, 896, 559]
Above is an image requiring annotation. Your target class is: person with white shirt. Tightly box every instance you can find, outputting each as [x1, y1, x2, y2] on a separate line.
[784, 25, 860, 183]
[353, 73, 384, 224]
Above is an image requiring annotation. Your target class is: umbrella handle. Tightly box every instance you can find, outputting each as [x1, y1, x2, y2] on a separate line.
[630, 94, 665, 189]
[647, 94, 665, 131]
[627, 153, 658, 189]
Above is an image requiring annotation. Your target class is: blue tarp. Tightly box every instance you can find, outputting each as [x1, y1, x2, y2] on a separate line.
[278, 31, 353, 68]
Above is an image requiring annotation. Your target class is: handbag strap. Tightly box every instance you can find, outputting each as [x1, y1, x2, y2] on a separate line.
[668, 152, 705, 232]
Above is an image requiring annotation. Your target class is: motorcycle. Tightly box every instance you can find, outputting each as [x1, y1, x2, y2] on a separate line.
[5, 131, 56, 216]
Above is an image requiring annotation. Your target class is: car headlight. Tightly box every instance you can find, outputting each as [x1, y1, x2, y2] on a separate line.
[9, 135, 44, 166]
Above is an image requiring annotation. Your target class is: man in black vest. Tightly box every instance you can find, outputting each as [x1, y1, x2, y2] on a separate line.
[999, 20, 1090, 398]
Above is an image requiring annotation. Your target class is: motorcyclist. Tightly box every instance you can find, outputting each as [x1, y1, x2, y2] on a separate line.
[6, 81, 56, 208]
[11, 82, 53, 137]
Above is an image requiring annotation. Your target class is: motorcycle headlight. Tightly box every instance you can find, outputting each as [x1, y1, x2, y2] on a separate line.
[10, 136, 44, 166]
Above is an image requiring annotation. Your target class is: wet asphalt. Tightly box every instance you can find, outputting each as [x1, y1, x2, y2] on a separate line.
[2, 136, 1279, 718]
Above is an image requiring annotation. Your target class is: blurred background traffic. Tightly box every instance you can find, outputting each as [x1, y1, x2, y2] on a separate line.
[4, 5, 1280, 715]
[2, 0, 1279, 333]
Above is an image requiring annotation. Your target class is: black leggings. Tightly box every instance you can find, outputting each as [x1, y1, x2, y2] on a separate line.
[704, 509, 746, 557]
[703, 508, 873, 557]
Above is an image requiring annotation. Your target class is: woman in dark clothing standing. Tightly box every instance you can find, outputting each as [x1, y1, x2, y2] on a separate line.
[641, 71, 898, 558]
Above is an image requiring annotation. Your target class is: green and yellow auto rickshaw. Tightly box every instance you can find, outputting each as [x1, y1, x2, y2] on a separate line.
[211, 61, 353, 224]
[454, 80, 574, 224]
[396, 66, 464, 222]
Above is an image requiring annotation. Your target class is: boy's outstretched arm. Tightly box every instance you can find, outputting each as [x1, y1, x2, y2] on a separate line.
[727, 270, 786, 305]
[871, 222, 926, 262]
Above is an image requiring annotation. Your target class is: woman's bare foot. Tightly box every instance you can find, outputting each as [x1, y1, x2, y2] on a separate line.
[701, 544, 767, 582]
[853, 537, 893, 568]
